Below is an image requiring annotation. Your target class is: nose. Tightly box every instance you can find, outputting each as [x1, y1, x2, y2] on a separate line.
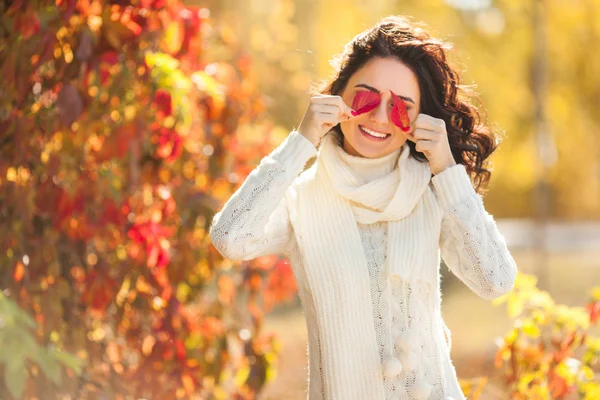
[369, 94, 390, 126]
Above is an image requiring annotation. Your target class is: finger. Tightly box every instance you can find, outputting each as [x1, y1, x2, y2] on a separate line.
[312, 104, 354, 124]
[319, 113, 341, 125]
[415, 114, 446, 132]
[411, 128, 437, 142]
[415, 139, 434, 153]
[312, 107, 351, 125]
[313, 95, 354, 117]
[312, 104, 340, 114]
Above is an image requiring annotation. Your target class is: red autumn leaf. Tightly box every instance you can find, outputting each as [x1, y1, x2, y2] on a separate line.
[98, 51, 119, 84]
[95, 122, 138, 162]
[199, 317, 224, 341]
[56, 0, 77, 22]
[34, 31, 58, 69]
[390, 90, 411, 132]
[160, 285, 173, 301]
[155, 127, 183, 162]
[178, 7, 204, 56]
[175, 339, 186, 361]
[253, 255, 278, 271]
[586, 300, 600, 325]
[102, 198, 125, 226]
[182, 373, 196, 394]
[351, 90, 380, 116]
[13, 261, 25, 283]
[141, 0, 167, 10]
[13, 10, 41, 39]
[218, 275, 236, 305]
[81, 270, 117, 314]
[560, 330, 576, 349]
[153, 89, 173, 117]
[148, 239, 171, 269]
[264, 259, 297, 310]
[99, 51, 119, 64]
[548, 368, 574, 398]
[128, 221, 174, 269]
[119, 9, 143, 37]
[160, 195, 177, 218]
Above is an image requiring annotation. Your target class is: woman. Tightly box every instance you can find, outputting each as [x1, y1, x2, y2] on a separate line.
[209, 16, 517, 400]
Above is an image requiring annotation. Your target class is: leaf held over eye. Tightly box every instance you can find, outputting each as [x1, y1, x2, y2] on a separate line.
[351, 91, 381, 116]
[390, 91, 411, 132]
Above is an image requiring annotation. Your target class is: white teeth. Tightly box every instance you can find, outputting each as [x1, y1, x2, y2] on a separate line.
[361, 126, 389, 138]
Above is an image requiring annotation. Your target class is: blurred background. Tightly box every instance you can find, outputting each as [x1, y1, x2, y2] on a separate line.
[0, 0, 599, 399]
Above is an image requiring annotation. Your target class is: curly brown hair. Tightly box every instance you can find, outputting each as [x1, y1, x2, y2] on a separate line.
[317, 16, 499, 194]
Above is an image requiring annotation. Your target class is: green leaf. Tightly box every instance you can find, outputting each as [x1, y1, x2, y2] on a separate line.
[36, 350, 62, 384]
[52, 348, 85, 374]
[5, 360, 26, 399]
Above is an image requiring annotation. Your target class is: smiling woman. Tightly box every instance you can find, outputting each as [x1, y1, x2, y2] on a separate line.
[210, 15, 517, 400]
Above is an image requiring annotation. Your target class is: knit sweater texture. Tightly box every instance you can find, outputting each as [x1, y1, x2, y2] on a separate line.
[209, 130, 518, 400]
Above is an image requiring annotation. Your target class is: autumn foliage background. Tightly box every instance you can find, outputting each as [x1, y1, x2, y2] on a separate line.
[1, 0, 600, 399]
[1, 0, 298, 398]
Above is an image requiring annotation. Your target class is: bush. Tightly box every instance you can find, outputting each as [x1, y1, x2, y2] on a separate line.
[0, 1, 296, 398]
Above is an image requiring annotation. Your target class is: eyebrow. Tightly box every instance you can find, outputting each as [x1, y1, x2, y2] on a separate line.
[354, 83, 416, 105]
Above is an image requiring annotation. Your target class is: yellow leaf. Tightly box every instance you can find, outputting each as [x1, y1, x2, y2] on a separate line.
[522, 319, 541, 338]
[508, 296, 525, 318]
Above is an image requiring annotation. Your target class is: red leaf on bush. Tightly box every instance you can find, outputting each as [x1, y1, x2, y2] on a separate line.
[264, 259, 297, 311]
[98, 51, 119, 84]
[141, 0, 167, 10]
[155, 127, 183, 162]
[34, 31, 58, 69]
[81, 270, 117, 314]
[160, 195, 177, 219]
[128, 221, 174, 269]
[56, 0, 77, 21]
[178, 7, 204, 56]
[351, 91, 380, 116]
[218, 275, 236, 305]
[102, 198, 125, 226]
[95, 122, 138, 162]
[13, 261, 25, 283]
[390, 91, 411, 132]
[548, 368, 573, 398]
[175, 339, 186, 361]
[153, 89, 173, 117]
[13, 10, 41, 39]
[586, 300, 600, 325]
[199, 317, 224, 341]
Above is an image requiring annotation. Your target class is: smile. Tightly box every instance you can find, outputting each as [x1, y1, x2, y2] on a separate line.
[359, 125, 391, 141]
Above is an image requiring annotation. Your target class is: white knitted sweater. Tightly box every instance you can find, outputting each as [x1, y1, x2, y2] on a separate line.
[209, 131, 518, 400]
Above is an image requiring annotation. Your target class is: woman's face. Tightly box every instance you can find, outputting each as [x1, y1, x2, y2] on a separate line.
[339, 57, 421, 158]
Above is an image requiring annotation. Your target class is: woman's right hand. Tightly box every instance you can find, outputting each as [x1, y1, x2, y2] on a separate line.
[296, 94, 355, 147]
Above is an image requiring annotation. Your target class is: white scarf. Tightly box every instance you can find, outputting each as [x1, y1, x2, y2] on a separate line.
[293, 130, 442, 398]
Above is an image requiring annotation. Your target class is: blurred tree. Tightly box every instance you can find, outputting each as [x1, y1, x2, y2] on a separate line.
[0, 0, 297, 398]
[393, 0, 600, 219]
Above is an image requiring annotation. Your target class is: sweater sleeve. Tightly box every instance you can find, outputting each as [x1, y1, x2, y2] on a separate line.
[209, 130, 317, 261]
[432, 164, 518, 300]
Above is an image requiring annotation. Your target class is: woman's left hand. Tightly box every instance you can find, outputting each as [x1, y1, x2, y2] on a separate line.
[408, 113, 457, 175]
